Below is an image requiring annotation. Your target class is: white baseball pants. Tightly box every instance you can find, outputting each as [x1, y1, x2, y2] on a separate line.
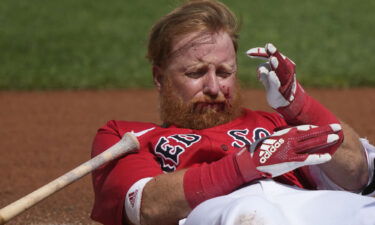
[181, 179, 375, 225]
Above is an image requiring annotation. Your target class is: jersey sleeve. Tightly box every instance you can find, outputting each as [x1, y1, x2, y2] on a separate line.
[90, 120, 163, 225]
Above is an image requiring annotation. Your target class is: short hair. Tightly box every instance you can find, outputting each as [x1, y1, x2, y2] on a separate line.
[147, 0, 239, 68]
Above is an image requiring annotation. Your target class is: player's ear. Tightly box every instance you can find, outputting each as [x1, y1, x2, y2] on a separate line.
[152, 65, 163, 92]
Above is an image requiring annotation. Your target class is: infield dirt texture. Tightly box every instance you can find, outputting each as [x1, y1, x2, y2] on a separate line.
[0, 88, 374, 224]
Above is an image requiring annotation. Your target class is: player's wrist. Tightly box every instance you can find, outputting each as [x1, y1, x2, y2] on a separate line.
[275, 81, 306, 121]
[277, 93, 344, 156]
[183, 152, 262, 209]
[234, 148, 268, 182]
[278, 89, 340, 126]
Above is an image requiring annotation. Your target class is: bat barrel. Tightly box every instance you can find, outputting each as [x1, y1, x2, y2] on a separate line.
[0, 132, 139, 224]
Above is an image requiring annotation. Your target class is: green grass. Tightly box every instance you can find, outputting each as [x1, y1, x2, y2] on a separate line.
[1, 0, 374, 90]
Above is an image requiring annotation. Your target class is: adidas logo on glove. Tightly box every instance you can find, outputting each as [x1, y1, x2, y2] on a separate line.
[259, 138, 284, 164]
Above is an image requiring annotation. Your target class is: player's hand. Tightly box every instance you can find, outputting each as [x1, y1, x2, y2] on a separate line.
[246, 43, 305, 111]
[235, 124, 343, 181]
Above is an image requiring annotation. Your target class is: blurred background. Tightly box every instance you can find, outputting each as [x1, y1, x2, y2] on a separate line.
[1, 0, 374, 90]
[1, 1, 374, 224]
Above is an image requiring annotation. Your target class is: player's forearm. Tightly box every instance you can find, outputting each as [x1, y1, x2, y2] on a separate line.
[318, 121, 369, 192]
[139, 148, 271, 224]
[140, 169, 190, 225]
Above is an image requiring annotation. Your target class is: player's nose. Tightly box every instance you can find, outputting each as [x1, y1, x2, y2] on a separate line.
[203, 70, 220, 98]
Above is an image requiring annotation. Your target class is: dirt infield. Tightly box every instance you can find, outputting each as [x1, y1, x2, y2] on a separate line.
[0, 89, 374, 225]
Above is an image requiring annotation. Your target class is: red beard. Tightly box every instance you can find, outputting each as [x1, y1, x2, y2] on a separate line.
[159, 78, 243, 130]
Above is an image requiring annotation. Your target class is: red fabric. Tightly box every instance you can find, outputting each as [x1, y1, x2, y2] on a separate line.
[183, 148, 271, 209]
[90, 109, 317, 224]
[278, 91, 340, 126]
[278, 92, 344, 155]
[183, 154, 246, 208]
[91, 121, 164, 225]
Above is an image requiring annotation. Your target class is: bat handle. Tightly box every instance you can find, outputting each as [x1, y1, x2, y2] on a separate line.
[0, 132, 139, 224]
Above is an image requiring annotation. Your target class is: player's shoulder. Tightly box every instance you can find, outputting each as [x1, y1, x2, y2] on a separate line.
[98, 120, 160, 136]
[242, 108, 278, 119]
[242, 108, 287, 127]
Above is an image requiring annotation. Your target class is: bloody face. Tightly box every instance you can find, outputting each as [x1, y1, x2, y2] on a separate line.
[155, 31, 243, 129]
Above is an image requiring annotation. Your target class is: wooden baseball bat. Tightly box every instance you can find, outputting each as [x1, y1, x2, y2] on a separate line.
[0, 132, 139, 225]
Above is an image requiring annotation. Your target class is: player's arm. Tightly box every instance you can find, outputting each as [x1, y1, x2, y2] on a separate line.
[90, 122, 164, 225]
[139, 169, 189, 225]
[308, 122, 375, 194]
[139, 124, 343, 225]
[317, 121, 369, 191]
[247, 44, 369, 191]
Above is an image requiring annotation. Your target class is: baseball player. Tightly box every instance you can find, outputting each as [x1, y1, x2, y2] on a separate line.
[90, 1, 375, 225]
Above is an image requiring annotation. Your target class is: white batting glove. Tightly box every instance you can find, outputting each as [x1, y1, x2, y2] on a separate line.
[246, 43, 304, 110]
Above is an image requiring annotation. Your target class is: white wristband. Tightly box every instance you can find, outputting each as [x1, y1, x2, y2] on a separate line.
[125, 177, 153, 225]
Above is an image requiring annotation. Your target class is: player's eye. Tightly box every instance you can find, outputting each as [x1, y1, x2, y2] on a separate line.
[216, 70, 233, 78]
[185, 68, 207, 78]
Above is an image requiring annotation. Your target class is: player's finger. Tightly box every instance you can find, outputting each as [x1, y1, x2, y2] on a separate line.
[270, 55, 295, 74]
[265, 43, 285, 61]
[278, 75, 295, 101]
[257, 66, 270, 90]
[256, 153, 331, 177]
[267, 71, 283, 93]
[265, 43, 294, 86]
[296, 124, 341, 137]
[269, 56, 290, 85]
[295, 133, 340, 154]
[258, 62, 272, 72]
[329, 123, 342, 132]
[295, 124, 342, 154]
[257, 62, 271, 80]
[246, 47, 269, 60]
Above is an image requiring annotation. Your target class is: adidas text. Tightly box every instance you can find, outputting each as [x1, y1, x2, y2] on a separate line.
[259, 138, 285, 164]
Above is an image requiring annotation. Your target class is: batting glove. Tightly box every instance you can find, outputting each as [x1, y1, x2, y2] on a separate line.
[246, 43, 304, 111]
[235, 123, 343, 180]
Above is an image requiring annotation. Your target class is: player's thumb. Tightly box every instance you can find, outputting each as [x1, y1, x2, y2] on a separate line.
[257, 64, 271, 89]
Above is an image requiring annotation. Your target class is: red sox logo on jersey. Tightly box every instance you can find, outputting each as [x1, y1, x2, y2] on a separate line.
[154, 134, 201, 172]
[228, 128, 270, 148]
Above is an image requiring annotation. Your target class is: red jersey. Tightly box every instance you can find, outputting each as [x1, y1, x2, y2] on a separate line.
[91, 108, 316, 225]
